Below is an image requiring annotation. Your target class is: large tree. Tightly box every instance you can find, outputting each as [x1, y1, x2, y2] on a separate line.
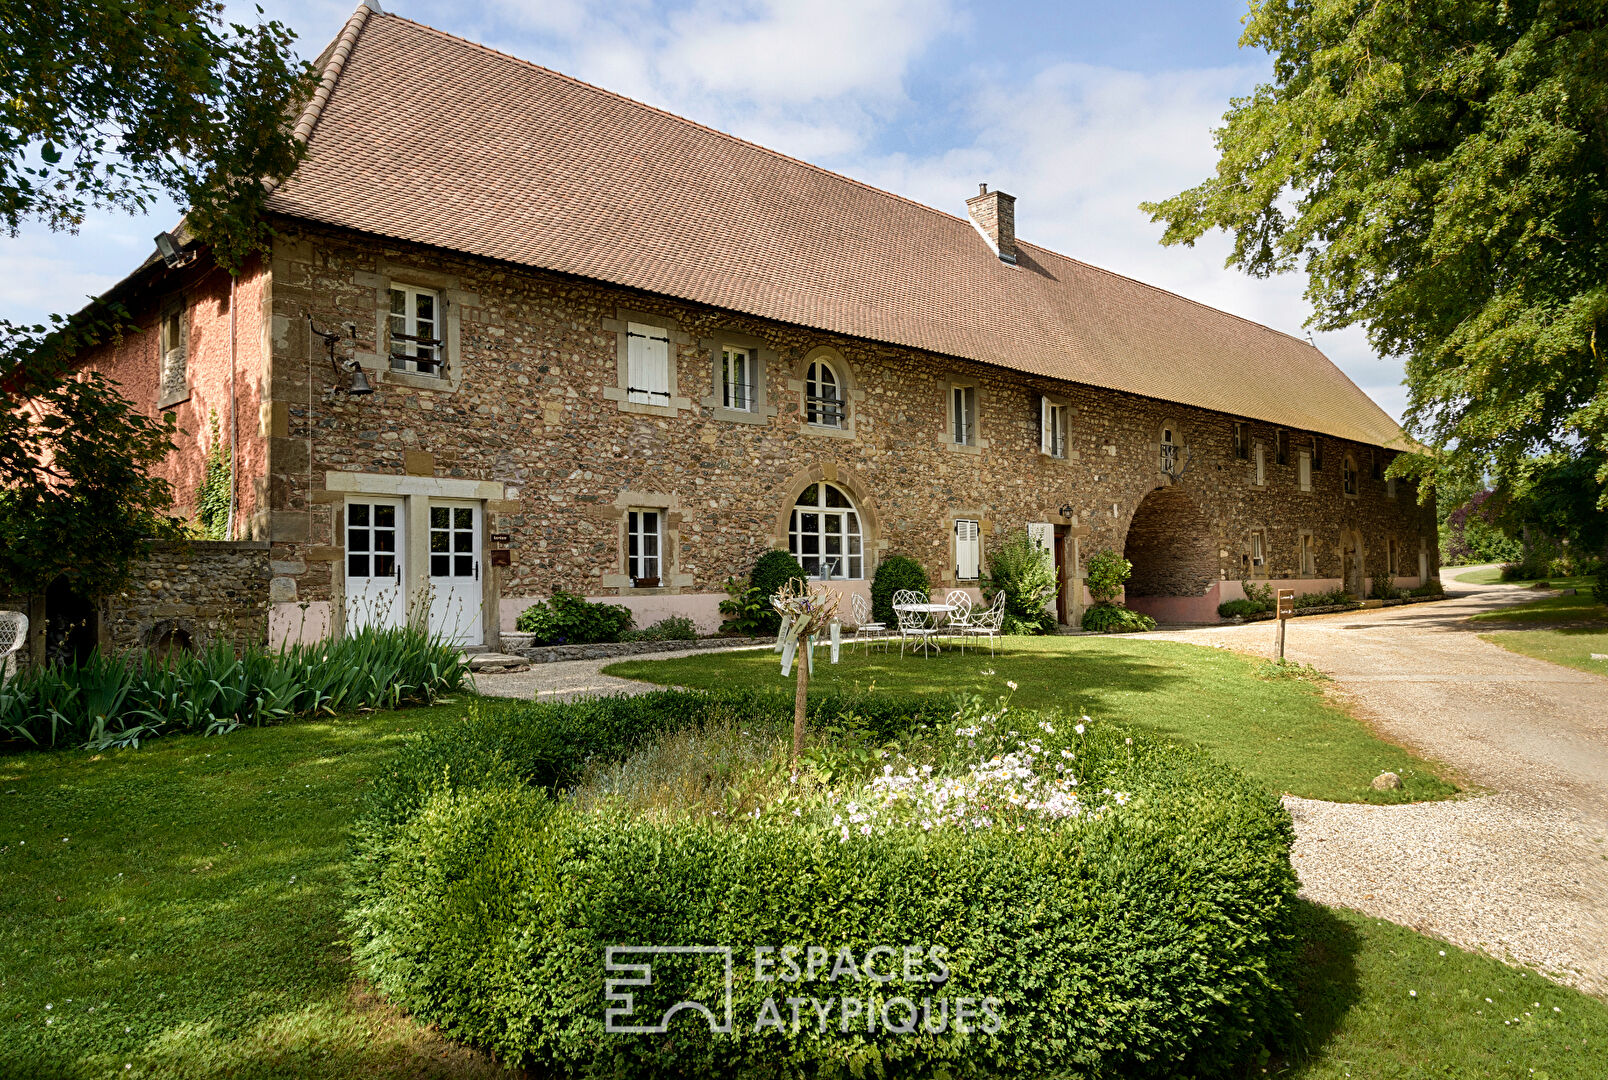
[1143, 1, 1608, 506]
[0, 1, 314, 610]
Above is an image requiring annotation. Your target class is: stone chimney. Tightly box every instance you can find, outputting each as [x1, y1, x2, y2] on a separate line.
[966, 183, 1017, 264]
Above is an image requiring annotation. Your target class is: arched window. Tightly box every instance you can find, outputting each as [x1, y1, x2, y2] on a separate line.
[1159, 427, 1177, 473]
[805, 361, 844, 427]
[789, 483, 863, 578]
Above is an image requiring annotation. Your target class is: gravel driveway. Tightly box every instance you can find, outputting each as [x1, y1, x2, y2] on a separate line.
[1149, 570, 1608, 996]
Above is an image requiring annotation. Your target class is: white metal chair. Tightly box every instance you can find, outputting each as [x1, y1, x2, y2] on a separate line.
[849, 592, 887, 652]
[0, 611, 27, 679]
[893, 590, 940, 657]
[959, 592, 1005, 656]
[943, 589, 974, 643]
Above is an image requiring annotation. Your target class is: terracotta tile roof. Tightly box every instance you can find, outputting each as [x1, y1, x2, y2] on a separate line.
[268, 7, 1407, 448]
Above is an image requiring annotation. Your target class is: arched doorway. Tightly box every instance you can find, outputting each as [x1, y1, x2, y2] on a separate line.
[1121, 486, 1217, 621]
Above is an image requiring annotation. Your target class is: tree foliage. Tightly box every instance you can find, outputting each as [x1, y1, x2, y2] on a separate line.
[0, 310, 180, 598]
[1144, 1, 1608, 505]
[0, 1, 314, 603]
[0, 0, 315, 272]
[981, 530, 1057, 635]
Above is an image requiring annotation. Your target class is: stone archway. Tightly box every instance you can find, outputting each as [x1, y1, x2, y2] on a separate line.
[1121, 486, 1217, 620]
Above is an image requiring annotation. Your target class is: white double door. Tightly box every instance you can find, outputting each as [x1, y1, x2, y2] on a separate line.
[344, 497, 483, 647]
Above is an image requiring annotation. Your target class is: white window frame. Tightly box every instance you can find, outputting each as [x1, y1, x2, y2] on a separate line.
[1250, 529, 1266, 569]
[1300, 533, 1315, 577]
[951, 385, 977, 446]
[1040, 397, 1068, 458]
[1159, 426, 1178, 474]
[1254, 442, 1267, 487]
[721, 345, 754, 412]
[1232, 421, 1248, 460]
[954, 518, 980, 580]
[1298, 449, 1312, 492]
[626, 322, 672, 406]
[627, 509, 662, 584]
[388, 284, 443, 376]
[789, 482, 863, 579]
[805, 360, 845, 428]
[1342, 454, 1359, 496]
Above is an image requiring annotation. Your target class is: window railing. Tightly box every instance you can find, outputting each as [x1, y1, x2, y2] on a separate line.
[627, 386, 671, 403]
[1160, 443, 1178, 472]
[954, 418, 974, 445]
[390, 332, 443, 375]
[723, 380, 754, 410]
[806, 392, 845, 426]
[1045, 430, 1066, 458]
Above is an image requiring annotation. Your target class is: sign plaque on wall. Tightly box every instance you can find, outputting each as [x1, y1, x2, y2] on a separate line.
[488, 549, 512, 567]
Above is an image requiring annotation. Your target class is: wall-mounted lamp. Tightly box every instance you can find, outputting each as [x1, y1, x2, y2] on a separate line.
[153, 230, 195, 269]
[1058, 503, 1075, 519]
[310, 318, 373, 396]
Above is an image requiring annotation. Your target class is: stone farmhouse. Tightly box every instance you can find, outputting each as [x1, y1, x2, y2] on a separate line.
[82, 2, 1436, 650]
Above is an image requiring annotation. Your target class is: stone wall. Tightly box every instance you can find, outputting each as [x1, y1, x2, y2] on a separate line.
[255, 220, 1438, 638]
[103, 540, 272, 654]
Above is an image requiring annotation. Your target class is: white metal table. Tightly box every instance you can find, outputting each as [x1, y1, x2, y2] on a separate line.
[893, 602, 957, 656]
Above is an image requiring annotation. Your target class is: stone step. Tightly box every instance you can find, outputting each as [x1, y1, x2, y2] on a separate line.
[466, 652, 531, 674]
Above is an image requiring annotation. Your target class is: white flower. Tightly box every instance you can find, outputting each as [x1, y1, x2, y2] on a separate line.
[860, 824, 872, 835]
[1125, 737, 1132, 745]
[1409, 990, 1417, 998]
[1006, 680, 1018, 690]
[1074, 723, 1085, 735]
[884, 764, 894, 776]
[792, 808, 802, 817]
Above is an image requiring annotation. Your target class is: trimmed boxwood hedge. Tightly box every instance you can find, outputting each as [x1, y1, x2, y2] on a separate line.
[349, 690, 1299, 1077]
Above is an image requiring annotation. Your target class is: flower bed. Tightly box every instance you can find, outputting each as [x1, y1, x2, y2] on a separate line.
[348, 690, 1300, 1077]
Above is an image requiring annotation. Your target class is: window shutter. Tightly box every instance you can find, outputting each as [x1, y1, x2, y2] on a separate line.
[627, 323, 670, 404]
[955, 520, 980, 579]
[1040, 396, 1050, 454]
[1026, 522, 1054, 565]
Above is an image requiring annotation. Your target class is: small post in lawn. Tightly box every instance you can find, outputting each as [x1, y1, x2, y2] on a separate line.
[1275, 588, 1294, 660]
[773, 578, 842, 767]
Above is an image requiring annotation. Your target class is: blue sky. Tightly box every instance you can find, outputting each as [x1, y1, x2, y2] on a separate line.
[1, 0, 1408, 421]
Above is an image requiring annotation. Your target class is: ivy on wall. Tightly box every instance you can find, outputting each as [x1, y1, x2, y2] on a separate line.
[195, 411, 231, 540]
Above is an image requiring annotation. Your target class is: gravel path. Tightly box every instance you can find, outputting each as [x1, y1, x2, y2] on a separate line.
[473, 642, 771, 702]
[1149, 570, 1608, 996]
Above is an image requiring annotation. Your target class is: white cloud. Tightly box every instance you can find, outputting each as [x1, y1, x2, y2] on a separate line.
[853, 59, 1408, 420]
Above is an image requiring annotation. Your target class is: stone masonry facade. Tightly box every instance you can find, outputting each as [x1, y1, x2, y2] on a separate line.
[235, 219, 1437, 639]
[102, 540, 271, 655]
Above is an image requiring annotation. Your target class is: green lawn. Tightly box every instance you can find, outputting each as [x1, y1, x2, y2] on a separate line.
[1468, 579, 1608, 678]
[2, 707, 1605, 1078]
[604, 637, 1457, 804]
[0, 705, 504, 1080]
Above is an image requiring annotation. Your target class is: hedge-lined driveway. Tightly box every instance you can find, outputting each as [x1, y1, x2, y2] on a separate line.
[1149, 573, 1608, 996]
